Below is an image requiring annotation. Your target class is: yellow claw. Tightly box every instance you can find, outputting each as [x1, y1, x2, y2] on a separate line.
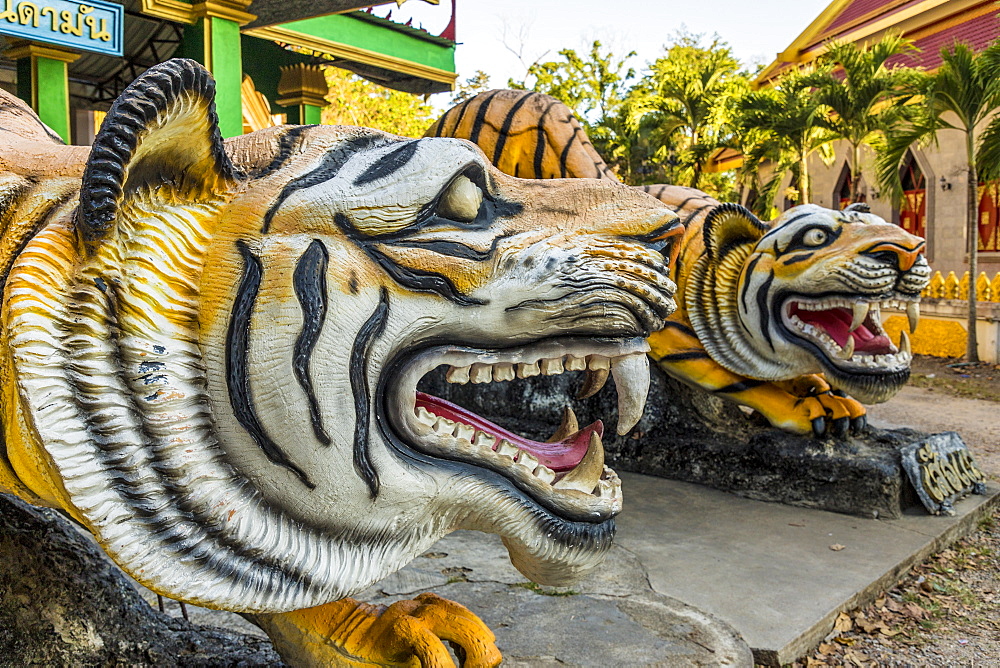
[254, 593, 502, 668]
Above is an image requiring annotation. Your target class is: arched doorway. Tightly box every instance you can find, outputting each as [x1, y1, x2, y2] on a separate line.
[834, 163, 865, 209]
[899, 151, 926, 238]
[835, 164, 852, 210]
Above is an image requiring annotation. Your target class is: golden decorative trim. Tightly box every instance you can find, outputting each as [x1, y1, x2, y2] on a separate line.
[192, 0, 255, 25]
[276, 94, 327, 107]
[5, 41, 81, 63]
[141, 0, 255, 25]
[243, 25, 457, 86]
[140, 0, 197, 25]
[277, 63, 328, 103]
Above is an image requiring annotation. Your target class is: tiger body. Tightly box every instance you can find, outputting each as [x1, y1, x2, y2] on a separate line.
[0, 61, 681, 665]
[430, 90, 931, 435]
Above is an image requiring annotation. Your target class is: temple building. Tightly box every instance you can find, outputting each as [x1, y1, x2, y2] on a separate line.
[0, 0, 456, 143]
[756, 0, 1000, 277]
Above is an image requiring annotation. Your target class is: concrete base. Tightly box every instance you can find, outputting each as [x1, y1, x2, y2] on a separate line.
[356, 530, 753, 667]
[615, 472, 1000, 666]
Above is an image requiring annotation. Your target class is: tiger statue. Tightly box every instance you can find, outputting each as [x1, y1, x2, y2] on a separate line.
[0, 61, 681, 666]
[428, 90, 931, 436]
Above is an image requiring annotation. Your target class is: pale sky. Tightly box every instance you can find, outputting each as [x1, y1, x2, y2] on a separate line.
[377, 0, 833, 101]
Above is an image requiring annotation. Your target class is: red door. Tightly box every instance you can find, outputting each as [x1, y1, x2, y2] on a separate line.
[900, 189, 926, 238]
[978, 183, 1000, 252]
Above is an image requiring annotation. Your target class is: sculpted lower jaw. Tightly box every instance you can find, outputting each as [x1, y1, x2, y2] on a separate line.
[391, 338, 650, 517]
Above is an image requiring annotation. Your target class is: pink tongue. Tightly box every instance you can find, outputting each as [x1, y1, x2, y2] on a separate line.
[415, 392, 602, 472]
[791, 305, 892, 353]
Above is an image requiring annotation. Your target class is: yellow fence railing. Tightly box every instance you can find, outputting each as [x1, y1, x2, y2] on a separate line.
[922, 270, 1000, 302]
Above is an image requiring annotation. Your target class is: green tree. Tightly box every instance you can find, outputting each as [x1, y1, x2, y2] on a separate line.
[876, 42, 1000, 363]
[628, 31, 748, 189]
[806, 33, 916, 203]
[322, 67, 436, 138]
[452, 70, 492, 105]
[510, 40, 636, 126]
[734, 70, 834, 216]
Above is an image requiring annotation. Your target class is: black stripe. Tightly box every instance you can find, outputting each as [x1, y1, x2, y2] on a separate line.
[714, 379, 767, 394]
[492, 92, 535, 164]
[659, 320, 698, 336]
[262, 134, 386, 233]
[783, 252, 815, 266]
[533, 102, 558, 178]
[659, 350, 711, 362]
[351, 288, 390, 498]
[756, 271, 776, 352]
[383, 235, 506, 262]
[227, 241, 313, 487]
[469, 90, 502, 145]
[740, 255, 762, 312]
[247, 125, 316, 179]
[558, 127, 580, 178]
[335, 213, 488, 306]
[353, 139, 421, 186]
[448, 98, 476, 136]
[293, 240, 332, 446]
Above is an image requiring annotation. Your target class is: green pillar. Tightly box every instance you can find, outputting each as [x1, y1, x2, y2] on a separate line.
[204, 17, 244, 137]
[7, 42, 79, 143]
[175, 1, 255, 137]
[277, 64, 328, 126]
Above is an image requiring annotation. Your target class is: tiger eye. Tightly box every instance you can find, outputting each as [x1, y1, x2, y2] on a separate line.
[804, 228, 828, 246]
[438, 175, 483, 222]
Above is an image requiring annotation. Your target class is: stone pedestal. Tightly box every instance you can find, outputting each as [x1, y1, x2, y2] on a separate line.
[423, 363, 930, 519]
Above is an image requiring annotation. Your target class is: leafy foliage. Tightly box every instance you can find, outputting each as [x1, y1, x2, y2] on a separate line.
[734, 70, 834, 216]
[452, 70, 492, 105]
[626, 31, 749, 190]
[321, 67, 437, 138]
[805, 33, 917, 202]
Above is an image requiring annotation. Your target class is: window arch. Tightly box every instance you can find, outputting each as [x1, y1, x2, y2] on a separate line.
[899, 151, 926, 238]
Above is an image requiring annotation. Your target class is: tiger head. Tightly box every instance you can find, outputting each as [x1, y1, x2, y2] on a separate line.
[684, 203, 930, 403]
[4, 61, 679, 612]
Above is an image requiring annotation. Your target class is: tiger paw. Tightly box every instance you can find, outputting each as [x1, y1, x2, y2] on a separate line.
[770, 375, 867, 438]
[254, 593, 502, 668]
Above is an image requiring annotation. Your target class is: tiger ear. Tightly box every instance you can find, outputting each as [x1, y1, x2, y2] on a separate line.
[703, 203, 769, 261]
[78, 59, 239, 254]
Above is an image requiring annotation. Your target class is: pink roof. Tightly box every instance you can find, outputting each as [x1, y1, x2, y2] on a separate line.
[886, 10, 1000, 70]
[827, 0, 898, 32]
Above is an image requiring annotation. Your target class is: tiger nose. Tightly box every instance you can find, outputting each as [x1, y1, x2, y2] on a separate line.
[862, 240, 926, 271]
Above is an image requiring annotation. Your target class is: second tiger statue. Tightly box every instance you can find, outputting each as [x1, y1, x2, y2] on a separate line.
[429, 90, 931, 436]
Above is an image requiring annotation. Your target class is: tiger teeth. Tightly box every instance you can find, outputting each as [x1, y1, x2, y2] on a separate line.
[446, 365, 470, 384]
[839, 336, 855, 360]
[411, 405, 618, 498]
[470, 363, 492, 384]
[611, 353, 649, 435]
[540, 357, 564, 375]
[899, 328, 911, 356]
[907, 302, 920, 333]
[849, 302, 869, 332]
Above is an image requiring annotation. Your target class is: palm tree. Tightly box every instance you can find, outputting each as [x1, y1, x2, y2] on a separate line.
[877, 42, 1000, 363]
[629, 33, 746, 189]
[734, 70, 834, 216]
[807, 33, 917, 203]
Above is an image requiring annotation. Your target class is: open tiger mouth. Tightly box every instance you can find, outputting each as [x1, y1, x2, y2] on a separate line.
[782, 296, 919, 371]
[386, 338, 651, 521]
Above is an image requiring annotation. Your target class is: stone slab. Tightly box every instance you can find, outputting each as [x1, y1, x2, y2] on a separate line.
[614, 472, 1000, 666]
[357, 530, 753, 667]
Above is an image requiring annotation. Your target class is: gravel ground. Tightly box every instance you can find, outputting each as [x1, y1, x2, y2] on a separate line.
[792, 355, 1000, 668]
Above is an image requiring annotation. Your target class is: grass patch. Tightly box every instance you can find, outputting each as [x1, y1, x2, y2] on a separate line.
[513, 582, 579, 597]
